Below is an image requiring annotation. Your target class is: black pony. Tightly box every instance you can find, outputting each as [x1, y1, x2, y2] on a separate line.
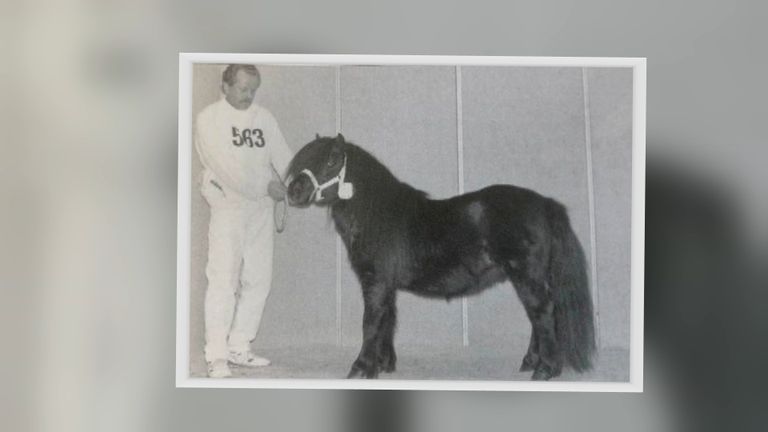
[286, 134, 595, 381]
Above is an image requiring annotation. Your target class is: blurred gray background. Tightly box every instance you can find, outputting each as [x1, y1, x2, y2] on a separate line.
[188, 63, 631, 380]
[3, 1, 766, 432]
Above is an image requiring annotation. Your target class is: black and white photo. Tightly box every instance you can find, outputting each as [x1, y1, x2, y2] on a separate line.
[176, 54, 645, 391]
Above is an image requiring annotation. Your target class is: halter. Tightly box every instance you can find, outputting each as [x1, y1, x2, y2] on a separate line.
[300, 155, 354, 202]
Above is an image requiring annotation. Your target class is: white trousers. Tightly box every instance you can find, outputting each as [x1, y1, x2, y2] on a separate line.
[201, 173, 275, 363]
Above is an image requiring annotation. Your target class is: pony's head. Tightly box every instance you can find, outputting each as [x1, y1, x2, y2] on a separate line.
[286, 133, 354, 207]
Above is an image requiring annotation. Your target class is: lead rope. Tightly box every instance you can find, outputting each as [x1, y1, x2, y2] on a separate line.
[274, 196, 287, 233]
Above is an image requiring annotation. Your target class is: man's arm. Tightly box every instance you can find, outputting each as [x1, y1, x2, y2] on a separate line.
[268, 115, 294, 182]
[266, 115, 294, 201]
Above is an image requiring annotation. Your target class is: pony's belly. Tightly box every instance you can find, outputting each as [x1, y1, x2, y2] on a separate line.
[405, 264, 506, 299]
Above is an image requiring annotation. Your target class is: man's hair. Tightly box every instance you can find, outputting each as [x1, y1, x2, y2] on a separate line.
[222, 64, 261, 86]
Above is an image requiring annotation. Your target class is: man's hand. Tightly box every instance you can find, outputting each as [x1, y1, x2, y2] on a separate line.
[268, 180, 287, 201]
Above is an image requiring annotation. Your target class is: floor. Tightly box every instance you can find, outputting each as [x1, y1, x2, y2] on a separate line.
[190, 343, 630, 382]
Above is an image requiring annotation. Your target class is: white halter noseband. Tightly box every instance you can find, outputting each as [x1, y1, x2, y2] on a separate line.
[300, 155, 354, 201]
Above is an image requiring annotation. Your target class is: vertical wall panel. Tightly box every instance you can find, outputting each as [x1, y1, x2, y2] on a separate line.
[461, 67, 592, 350]
[587, 68, 633, 350]
[339, 65, 463, 348]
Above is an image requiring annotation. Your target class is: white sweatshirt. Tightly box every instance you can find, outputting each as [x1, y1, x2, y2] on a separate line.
[195, 97, 294, 201]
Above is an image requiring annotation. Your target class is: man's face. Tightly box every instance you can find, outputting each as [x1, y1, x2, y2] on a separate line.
[223, 70, 260, 110]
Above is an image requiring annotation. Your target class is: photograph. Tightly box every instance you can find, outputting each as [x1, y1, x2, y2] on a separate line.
[13, 1, 768, 430]
[176, 54, 645, 391]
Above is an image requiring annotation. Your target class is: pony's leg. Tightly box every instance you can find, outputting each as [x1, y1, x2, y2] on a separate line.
[509, 276, 562, 380]
[348, 286, 392, 379]
[377, 301, 397, 373]
[519, 328, 540, 372]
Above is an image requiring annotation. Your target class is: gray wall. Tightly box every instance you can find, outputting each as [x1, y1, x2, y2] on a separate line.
[587, 68, 633, 348]
[189, 64, 632, 366]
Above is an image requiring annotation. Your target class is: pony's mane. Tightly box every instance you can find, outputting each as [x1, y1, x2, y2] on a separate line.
[287, 137, 429, 207]
[288, 138, 430, 255]
[341, 143, 430, 219]
[337, 143, 430, 286]
[285, 138, 330, 180]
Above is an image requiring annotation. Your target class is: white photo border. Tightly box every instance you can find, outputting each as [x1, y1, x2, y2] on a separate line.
[176, 53, 646, 392]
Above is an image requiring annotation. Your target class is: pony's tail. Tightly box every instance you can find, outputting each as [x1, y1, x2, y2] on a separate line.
[547, 201, 596, 372]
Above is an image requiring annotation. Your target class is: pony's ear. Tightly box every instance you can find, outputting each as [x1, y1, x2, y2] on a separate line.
[336, 133, 346, 145]
[315, 133, 321, 140]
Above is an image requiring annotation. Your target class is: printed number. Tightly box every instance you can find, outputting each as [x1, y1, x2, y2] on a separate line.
[252, 128, 265, 147]
[231, 127, 265, 148]
[231, 127, 243, 146]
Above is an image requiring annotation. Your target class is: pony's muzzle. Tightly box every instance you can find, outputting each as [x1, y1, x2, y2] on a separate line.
[286, 174, 314, 207]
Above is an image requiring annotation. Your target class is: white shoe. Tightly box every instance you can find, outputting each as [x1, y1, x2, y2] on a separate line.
[207, 359, 232, 378]
[228, 351, 270, 367]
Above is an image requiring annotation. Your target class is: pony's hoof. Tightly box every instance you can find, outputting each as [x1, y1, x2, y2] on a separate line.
[379, 355, 397, 373]
[347, 367, 362, 379]
[531, 364, 561, 381]
[347, 361, 379, 379]
[531, 369, 551, 381]
[382, 364, 396, 373]
[519, 355, 538, 372]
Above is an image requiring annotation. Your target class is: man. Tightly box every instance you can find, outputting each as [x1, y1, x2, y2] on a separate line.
[195, 64, 293, 378]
